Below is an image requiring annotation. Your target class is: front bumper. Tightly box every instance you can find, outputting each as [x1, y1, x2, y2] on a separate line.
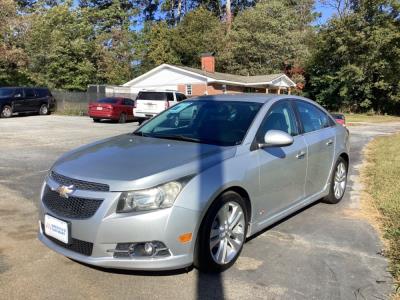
[38, 177, 200, 270]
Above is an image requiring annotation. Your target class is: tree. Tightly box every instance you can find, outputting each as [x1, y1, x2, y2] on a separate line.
[0, 0, 29, 85]
[25, 3, 97, 90]
[135, 21, 180, 73]
[220, 0, 314, 78]
[79, 0, 138, 85]
[172, 7, 225, 68]
[305, 0, 400, 114]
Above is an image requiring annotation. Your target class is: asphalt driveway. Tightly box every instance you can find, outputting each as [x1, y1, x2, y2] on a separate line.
[1, 115, 400, 299]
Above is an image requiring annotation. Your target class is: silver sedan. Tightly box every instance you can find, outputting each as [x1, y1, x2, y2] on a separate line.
[38, 94, 349, 272]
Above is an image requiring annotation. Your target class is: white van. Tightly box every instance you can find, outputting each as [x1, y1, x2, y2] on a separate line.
[134, 91, 187, 124]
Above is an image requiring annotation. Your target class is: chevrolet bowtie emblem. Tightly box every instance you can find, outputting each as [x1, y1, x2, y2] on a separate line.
[56, 185, 74, 198]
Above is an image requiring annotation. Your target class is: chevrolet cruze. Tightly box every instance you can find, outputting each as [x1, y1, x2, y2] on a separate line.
[38, 94, 349, 272]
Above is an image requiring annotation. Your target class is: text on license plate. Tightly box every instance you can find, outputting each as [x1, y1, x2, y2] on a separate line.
[96, 106, 103, 110]
[44, 214, 69, 244]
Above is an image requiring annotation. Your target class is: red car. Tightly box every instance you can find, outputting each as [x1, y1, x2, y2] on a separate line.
[331, 113, 346, 126]
[88, 97, 136, 123]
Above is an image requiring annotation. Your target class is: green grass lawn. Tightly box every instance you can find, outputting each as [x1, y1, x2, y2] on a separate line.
[364, 133, 400, 293]
[345, 113, 400, 123]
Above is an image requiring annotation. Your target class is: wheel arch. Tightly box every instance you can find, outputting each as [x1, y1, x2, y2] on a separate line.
[339, 152, 349, 165]
[197, 185, 253, 234]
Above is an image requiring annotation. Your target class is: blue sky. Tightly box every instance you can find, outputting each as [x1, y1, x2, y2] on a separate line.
[314, 2, 336, 24]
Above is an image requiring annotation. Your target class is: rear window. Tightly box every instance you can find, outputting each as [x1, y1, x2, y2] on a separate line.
[97, 98, 119, 104]
[137, 92, 167, 101]
[0, 88, 15, 97]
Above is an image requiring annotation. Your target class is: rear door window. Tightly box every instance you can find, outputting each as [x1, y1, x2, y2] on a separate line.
[295, 101, 332, 133]
[166, 93, 174, 101]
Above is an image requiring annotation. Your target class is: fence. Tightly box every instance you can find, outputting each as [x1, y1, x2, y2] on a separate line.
[52, 85, 136, 115]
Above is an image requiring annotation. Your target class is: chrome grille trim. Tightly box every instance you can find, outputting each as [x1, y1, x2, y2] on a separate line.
[50, 171, 110, 192]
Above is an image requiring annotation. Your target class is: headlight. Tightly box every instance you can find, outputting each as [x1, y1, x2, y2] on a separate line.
[116, 181, 184, 213]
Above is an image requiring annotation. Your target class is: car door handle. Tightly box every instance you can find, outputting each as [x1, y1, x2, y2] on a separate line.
[296, 151, 306, 159]
[326, 139, 333, 146]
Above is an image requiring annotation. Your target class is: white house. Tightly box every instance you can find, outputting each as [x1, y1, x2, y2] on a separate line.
[106, 54, 296, 98]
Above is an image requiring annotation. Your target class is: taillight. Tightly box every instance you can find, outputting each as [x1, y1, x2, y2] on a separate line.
[165, 101, 169, 109]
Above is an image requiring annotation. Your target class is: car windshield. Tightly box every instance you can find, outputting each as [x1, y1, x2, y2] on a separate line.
[97, 98, 118, 104]
[0, 88, 15, 97]
[137, 92, 166, 101]
[134, 100, 263, 146]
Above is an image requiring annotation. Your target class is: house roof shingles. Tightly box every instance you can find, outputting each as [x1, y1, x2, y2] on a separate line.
[176, 65, 284, 84]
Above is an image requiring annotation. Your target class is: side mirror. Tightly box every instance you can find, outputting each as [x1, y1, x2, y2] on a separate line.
[258, 130, 294, 148]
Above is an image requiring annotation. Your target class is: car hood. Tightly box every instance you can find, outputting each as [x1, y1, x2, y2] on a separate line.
[52, 134, 237, 191]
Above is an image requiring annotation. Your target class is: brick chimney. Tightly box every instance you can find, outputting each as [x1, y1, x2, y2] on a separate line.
[201, 52, 215, 73]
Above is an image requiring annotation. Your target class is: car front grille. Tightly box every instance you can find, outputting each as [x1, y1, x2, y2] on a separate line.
[42, 186, 103, 219]
[50, 171, 110, 192]
[41, 223, 93, 256]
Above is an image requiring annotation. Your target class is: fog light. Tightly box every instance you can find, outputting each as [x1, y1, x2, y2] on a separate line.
[144, 242, 155, 256]
[111, 241, 170, 258]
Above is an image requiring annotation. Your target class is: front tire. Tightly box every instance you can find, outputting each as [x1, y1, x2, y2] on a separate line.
[322, 156, 348, 204]
[39, 104, 49, 115]
[195, 191, 248, 273]
[1, 105, 12, 118]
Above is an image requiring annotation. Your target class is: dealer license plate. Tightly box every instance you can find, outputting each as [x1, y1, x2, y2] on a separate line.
[44, 214, 69, 244]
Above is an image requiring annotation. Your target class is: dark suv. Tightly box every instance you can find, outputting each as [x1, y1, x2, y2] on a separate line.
[0, 87, 57, 118]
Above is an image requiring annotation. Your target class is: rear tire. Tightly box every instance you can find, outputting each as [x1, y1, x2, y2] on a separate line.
[138, 118, 146, 125]
[93, 118, 100, 123]
[118, 113, 127, 124]
[39, 104, 49, 115]
[1, 105, 12, 118]
[322, 156, 348, 204]
[194, 191, 248, 273]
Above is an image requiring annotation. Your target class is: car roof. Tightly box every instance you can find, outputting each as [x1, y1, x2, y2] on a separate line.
[0, 86, 49, 90]
[188, 93, 307, 104]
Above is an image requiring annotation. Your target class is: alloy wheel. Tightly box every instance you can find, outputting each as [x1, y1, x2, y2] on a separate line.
[40, 105, 48, 115]
[209, 201, 245, 265]
[334, 162, 347, 199]
[2, 106, 12, 118]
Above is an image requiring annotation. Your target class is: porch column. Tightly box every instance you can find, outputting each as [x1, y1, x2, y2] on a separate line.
[265, 87, 269, 94]
[288, 87, 291, 95]
[277, 87, 281, 95]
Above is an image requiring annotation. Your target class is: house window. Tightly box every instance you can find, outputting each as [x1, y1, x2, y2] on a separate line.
[185, 84, 192, 96]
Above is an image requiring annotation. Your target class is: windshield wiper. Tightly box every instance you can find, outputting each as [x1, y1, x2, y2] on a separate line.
[132, 131, 152, 137]
[133, 132, 225, 145]
[151, 134, 204, 143]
